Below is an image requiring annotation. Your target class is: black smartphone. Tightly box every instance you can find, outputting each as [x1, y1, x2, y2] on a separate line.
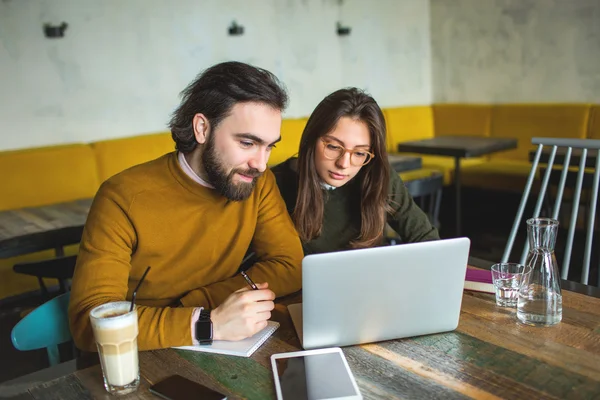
[149, 375, 227, 400]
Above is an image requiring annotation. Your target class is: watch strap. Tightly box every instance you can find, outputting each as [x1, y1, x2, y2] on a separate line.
[196, 309, 213, 345]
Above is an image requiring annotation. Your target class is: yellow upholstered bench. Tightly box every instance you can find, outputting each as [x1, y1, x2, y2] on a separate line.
[399, 167, 443, 185]
[588, 105, 600, 140]
[461, 104, 592, 192]
[268, 117, 308, 167]
[92, 132, 174, 182]
[0, 144, 100, 299]
[384, 106, 435, 148]
[3, 104, 598, 299]
[432, 104, 492, 137]
[385, 106, 487, 185]
[0, 144, 99, 211]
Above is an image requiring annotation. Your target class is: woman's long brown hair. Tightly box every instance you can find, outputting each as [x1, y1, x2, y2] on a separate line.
[293, 88, 390, 248]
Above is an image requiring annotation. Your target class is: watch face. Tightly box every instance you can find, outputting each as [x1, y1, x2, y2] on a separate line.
[196, 320, 212, 340]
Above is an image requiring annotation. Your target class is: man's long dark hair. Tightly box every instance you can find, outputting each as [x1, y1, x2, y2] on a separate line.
[293, 88, 390, 248]
[169, 61, 288, 153]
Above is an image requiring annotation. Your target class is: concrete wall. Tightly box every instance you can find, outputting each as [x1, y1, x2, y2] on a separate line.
[431, 0, 600, 103]
[0, 0, 431, 151]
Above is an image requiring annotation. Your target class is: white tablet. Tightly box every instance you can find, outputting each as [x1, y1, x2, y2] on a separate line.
[270, 347, 362, 400]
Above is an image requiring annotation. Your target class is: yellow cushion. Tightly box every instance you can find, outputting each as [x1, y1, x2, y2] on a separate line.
[398, 154, 487, 186]
[432, 104, 492, 137]
[588, 105, 600, 139]
[462, 158, 597, 195]
[490, 104, 591, 162]
[0, 144, 99, 212]
[92, 132, 174, 182]
[461, 160, 538, 192]
[268, 118, 308, 166]
[0, 244, 79, 299]
[383, 107, 434, 153]
[399, 167, 442, 182]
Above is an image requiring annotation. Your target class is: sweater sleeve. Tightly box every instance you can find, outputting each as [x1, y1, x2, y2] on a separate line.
[68, 182, 195, 352]
[386, 172, 440, 243]
[179, 171, 303, 308]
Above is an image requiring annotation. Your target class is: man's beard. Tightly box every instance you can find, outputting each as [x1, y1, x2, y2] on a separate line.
[202, 136, 261, 201]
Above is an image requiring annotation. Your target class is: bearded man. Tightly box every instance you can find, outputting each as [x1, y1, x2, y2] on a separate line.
[69, 62, 303, 351]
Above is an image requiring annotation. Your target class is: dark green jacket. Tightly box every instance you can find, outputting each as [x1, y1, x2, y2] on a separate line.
[271, 158, 439, 255]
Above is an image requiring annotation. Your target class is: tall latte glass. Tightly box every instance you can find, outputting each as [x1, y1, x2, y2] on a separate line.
[90, 302, 140, 395]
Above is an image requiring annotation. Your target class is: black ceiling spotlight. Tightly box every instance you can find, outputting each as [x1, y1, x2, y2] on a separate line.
[44, 22, 68, 38]
[228, 20, 244, 36]
[336, 21, 351, 36]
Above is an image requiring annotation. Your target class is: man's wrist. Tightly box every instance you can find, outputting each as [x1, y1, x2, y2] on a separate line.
[211, 307, 221, 341]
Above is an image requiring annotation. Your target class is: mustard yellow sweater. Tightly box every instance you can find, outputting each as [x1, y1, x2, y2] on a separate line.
[69, 153, 303, 352]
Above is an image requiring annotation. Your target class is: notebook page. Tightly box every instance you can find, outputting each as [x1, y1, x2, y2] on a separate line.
[174, 321, 279, 357]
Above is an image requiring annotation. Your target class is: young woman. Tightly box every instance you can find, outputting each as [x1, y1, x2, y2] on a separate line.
[272, 88, 439, 255]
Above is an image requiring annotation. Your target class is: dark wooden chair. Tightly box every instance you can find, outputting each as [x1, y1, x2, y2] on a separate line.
[8, 226, 82, 299]
[386, 170, 444, 245]
[13, 255, 77, 298]
[403, 171, 444, 230]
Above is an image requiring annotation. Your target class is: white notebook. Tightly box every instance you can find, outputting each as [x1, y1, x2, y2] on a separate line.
[174, 321, 279, 357]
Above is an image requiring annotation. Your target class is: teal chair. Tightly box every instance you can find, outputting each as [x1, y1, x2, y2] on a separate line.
[11, 292, 72, 366]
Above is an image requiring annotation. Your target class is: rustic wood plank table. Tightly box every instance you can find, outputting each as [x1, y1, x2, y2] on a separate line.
[0, 198, 93, 258]
[396, 136, 518, 236]
[6, 277, 600, 400]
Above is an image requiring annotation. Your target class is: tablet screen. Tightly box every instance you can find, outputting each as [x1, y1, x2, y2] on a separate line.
[274, 352, 359, 399]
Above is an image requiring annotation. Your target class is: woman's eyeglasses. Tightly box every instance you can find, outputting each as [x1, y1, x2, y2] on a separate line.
[320, 138, 375, 166]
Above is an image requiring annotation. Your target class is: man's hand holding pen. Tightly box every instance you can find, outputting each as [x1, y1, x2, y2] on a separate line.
[211, 280, 275, 341]
[210, 258, 273, 341]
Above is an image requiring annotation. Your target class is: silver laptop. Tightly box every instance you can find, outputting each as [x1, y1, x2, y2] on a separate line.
[288, 237, 470, 349]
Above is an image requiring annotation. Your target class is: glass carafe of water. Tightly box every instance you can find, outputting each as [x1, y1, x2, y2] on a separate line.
[517, 217, 563, 326]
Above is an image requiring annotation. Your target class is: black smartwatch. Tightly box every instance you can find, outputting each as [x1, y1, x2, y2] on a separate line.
[195, 309, 213, 345]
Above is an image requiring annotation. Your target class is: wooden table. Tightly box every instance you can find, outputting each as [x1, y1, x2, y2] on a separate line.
[0, 198, 92, 258]
[7, 280, 600, 399]
[387, 154, 422, 173]
[397, 136, 518, 236]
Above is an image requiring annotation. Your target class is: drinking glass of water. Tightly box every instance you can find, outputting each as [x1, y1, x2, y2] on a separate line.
[491, 263, 530, 307]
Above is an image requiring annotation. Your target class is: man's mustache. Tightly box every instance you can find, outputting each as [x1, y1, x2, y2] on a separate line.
[232, 168, 261, 179]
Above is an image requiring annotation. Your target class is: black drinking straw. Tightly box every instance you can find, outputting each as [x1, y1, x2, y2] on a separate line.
[130, 266, 151, 312]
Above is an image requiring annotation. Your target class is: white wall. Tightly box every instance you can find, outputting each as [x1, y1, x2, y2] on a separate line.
[431, 0, 600, 103]
[0, 0, 431, 151]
